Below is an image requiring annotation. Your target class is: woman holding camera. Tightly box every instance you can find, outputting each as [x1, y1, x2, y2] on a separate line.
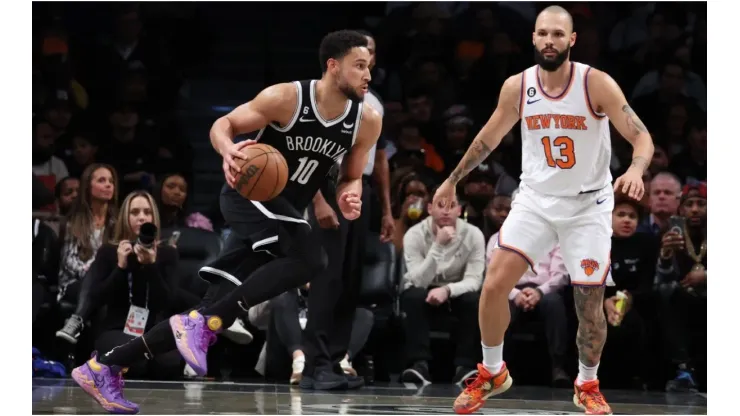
[90, 191, 182, 379]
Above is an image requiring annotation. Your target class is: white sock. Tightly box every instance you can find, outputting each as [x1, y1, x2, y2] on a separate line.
[576, 361, 599, 385]
[481, 342, 504, 374]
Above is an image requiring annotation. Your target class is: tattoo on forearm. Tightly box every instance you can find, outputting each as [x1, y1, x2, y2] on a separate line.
[449, 139, 493, 183]
[573, 286, 607, 367]
[622, 105, 648, 137]
[631, 156, 648, 171]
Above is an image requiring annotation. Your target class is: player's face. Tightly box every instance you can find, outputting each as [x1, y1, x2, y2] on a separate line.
[333, 47, 371, 101]
[532, 12, 576, 72]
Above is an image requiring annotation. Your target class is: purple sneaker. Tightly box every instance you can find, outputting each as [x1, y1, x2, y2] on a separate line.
[70, 353, 139, 414]
[169, 310, 222, 376]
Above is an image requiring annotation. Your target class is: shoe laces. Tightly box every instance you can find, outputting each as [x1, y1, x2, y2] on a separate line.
[107, 372, 126, 400]
[463, 373, 488, 395]
[580, 385, 608, 408]
[199, 329, 217, 352]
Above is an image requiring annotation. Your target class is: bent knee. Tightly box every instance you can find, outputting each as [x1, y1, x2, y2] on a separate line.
[483, 250, 531, 296]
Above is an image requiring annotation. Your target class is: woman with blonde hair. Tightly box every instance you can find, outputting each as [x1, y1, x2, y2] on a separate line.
[76, 191, 183, 380]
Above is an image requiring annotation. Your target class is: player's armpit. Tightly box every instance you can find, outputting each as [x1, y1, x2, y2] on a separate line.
[448, 74, 522, 184]
[336, 103, 383, 197]
[210, 83, 297, 154]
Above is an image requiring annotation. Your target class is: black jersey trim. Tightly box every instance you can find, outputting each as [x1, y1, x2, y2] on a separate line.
[199, 266, 241, 286]
[350, 102, 363, 147]
[309, 80, 352, 127]
[270, 81, 303, 132]
[249, 200, 310, 226]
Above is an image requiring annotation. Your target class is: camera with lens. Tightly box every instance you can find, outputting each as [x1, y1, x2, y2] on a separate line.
[134, 223, 158, 249]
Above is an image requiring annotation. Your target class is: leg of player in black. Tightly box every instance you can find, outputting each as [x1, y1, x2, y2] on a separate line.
[96, 189, 327, 376]
[301, 185, 351, 389]
[302, 178, 369, 390]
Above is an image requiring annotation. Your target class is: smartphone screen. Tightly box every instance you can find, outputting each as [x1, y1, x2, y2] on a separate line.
[669, 216, 686, 236]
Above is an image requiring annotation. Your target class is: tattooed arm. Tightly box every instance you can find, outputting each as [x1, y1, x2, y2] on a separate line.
[573, 286, 608, 367]
[589, 69, 654, 174]
[447, 74, 523, 184]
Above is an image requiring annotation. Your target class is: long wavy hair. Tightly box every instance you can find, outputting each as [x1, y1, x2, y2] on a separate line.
[112, 191, 161, 244]
[66, 163, 119, 261]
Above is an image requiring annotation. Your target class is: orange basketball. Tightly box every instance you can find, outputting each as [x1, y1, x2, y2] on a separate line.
[233, 143, 289, 201]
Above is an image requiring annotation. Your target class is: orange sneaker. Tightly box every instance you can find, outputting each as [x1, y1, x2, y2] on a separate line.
[573, 380, 612, 414]
[453, 363, 513, 414]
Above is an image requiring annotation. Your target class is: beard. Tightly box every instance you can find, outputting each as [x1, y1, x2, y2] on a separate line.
[338, 80, 363, 101]
[534, 44, 570, 72]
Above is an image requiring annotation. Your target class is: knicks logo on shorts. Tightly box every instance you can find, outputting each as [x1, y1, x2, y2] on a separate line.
[580, 259, 600, 276]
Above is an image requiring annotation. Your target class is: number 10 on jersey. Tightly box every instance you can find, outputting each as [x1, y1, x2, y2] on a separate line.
[541, 136, 576, 169]
[290, 157, 319, 184]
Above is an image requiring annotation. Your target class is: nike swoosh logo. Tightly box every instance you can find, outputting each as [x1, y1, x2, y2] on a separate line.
[527, 98, 542, 105]
[596, 198, 607, 205]
[299, 117, 315, 122]
[343, 122, 354, 129]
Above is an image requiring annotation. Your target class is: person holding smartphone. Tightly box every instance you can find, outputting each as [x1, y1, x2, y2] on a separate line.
[656, 181, 706, 392]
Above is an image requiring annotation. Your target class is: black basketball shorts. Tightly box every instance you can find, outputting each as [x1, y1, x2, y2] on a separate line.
[198, 185, 320, 287]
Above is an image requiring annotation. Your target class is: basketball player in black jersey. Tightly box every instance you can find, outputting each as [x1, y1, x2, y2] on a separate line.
[70, 30, 382, 414]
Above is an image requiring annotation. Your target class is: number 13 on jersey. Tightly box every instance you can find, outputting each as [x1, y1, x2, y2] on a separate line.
[541, 136, 576, 169]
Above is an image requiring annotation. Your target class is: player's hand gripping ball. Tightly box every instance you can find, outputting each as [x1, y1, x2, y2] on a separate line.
[229, 142, 289, 201]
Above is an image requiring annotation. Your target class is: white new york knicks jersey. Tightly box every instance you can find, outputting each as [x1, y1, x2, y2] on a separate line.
[518, 62, 612, 197]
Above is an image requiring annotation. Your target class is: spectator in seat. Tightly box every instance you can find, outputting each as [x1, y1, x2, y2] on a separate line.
[649, 145, 671, 178]
[66, 132, 99, 179]
[668, 117, 706, 183]
[400, 189, 485, 385]
[55, 176, 79, 217]
[600, 195, 659, 389]
[262, 284, 374, 385]
[56, 164, 119, 343]
[154, 173, 213, 232]
[390, 171, 430, 252]
[637, 172, 681, 236]
[33, 118, 69, 186]
[656, 182, 707, 392]
[460, 167, 497, 240]
[487, 213, 570, 387]
[90, 191, 182, 380]
[389, 122, 445, 175]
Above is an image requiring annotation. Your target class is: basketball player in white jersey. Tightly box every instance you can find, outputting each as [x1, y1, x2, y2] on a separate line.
[434, 6, 654, 415]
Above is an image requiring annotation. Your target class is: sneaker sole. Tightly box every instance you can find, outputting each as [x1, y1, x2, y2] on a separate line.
[71, 368, 139, 414]
[453, 373, 513, 415]
[572, 394, 613, 415]
[55, 330, 79, 344]
[222, 330, 254, 345]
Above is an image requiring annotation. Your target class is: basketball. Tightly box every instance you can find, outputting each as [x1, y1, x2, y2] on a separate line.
[233, 143, 289, 201]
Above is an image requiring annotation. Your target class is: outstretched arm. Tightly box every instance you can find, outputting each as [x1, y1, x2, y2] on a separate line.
[447, 74, 523, 185]
[590, 69, 654, 198]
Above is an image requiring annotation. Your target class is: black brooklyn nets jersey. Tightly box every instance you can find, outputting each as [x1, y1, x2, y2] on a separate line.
[254, 79, 362, 212]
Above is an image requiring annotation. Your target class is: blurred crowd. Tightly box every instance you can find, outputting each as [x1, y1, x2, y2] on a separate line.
[32, 2, 706, 393]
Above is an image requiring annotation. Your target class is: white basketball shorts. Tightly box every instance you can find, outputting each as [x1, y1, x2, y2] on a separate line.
[494, 183, 614, 286]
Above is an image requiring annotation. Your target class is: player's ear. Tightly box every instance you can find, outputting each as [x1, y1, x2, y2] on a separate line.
[570, 31, 577, 47]
[327, 58, 339, 73]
